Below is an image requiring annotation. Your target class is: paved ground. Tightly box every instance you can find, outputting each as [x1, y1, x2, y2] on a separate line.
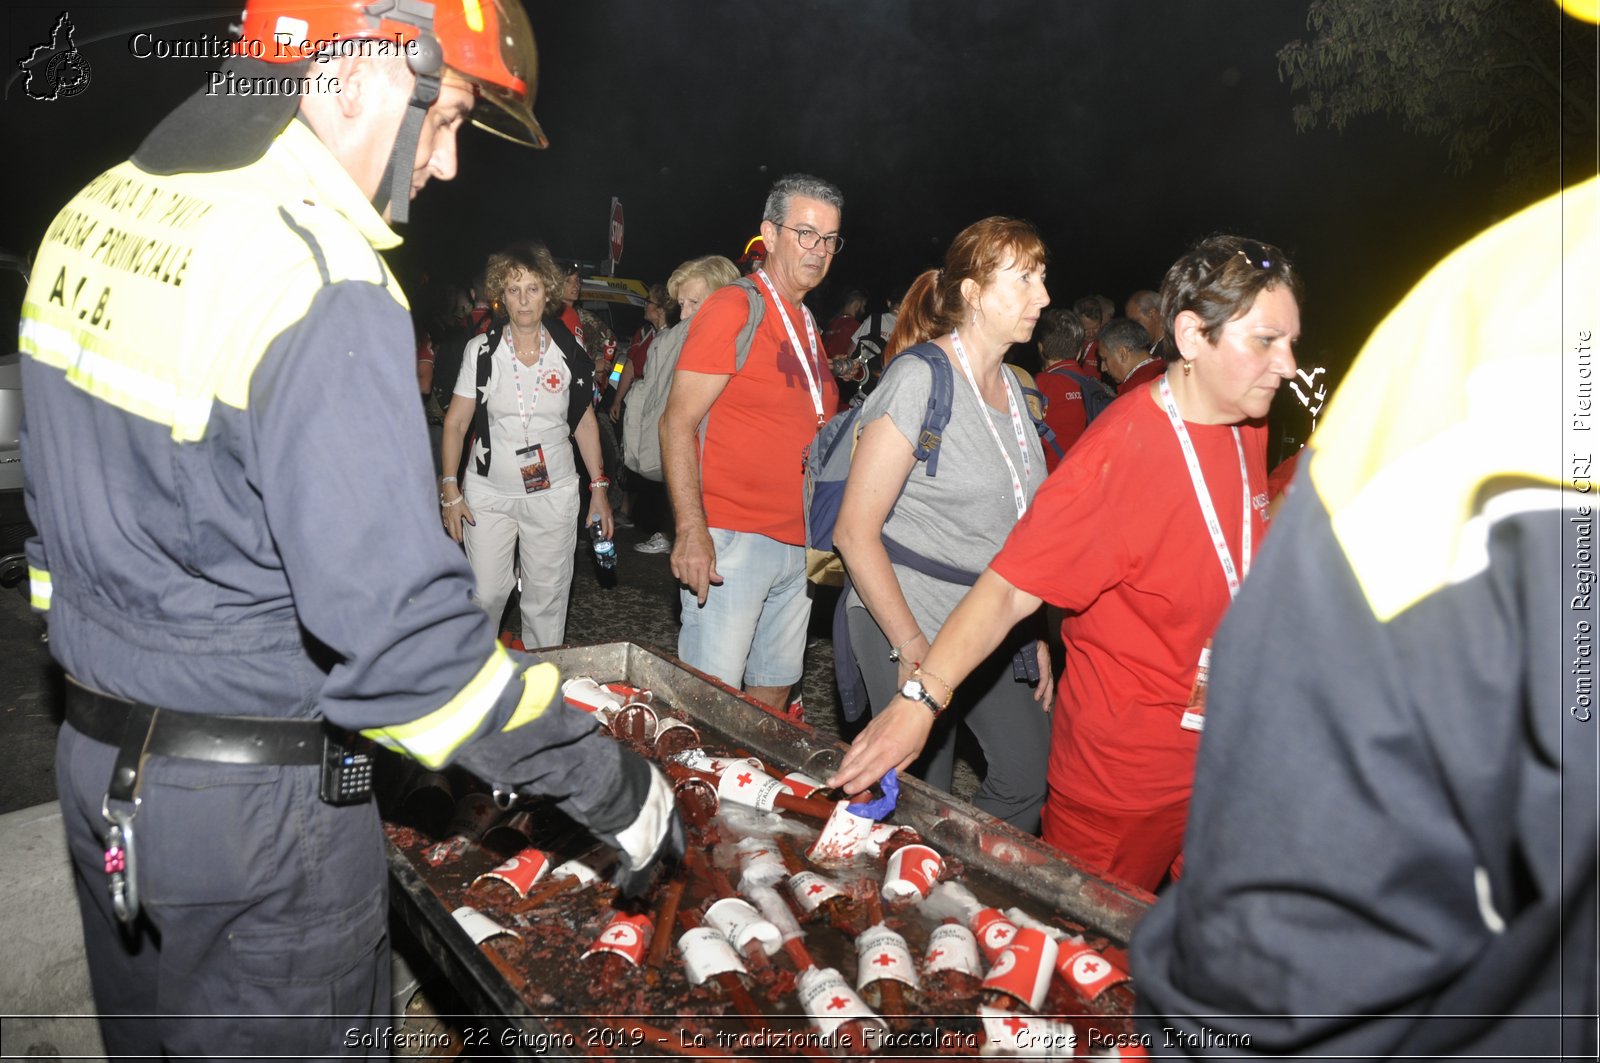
[0, 512, 979, 816]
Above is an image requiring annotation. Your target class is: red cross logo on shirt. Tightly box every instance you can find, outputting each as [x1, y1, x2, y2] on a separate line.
[873, 953, 894, 968]
[1002, 1016, 1030, 1036]
[736, 772, 753, 787]
[827, 996, 850, 1011]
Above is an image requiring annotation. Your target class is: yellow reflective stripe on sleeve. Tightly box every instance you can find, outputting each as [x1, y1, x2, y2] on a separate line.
[28, 566, 51, 612]
[504, 661, 560, 732]
[361, 645, 516, 768]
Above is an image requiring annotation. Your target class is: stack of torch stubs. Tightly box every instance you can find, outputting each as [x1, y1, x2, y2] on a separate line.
[379, 675, 1141, 1059]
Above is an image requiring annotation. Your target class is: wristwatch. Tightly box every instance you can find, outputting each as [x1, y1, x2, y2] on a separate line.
[899, 678, 943, 717]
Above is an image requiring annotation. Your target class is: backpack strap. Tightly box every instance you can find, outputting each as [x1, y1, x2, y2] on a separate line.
[465, 324, 505, 478]
[894, 344, 956, 476]
[1013, 364, 1064, 460]
[731, 277, 766, 373]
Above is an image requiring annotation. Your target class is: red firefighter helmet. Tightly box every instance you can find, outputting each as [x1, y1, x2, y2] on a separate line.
[736, 234, 767, 268]
[237, 0, 547, 148]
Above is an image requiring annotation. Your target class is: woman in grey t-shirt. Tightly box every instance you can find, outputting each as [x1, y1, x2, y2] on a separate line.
[833, 217, 1054, 832]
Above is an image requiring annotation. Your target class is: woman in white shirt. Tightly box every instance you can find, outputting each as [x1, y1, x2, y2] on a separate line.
[439, 245, 612, 648]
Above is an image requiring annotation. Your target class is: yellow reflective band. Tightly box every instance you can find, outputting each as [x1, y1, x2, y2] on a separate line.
[361, 645, 516, 768]
[29, 566, 52, 612]
[504, 661, 559, 732]
[463, 0, 484, 32]
[20, 314, 214, 437]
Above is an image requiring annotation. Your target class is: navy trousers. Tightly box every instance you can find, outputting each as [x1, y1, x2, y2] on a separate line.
[57, 723, 391, 1060]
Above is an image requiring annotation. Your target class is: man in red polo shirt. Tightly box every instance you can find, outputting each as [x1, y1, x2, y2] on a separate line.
[660, 174, 843, 710]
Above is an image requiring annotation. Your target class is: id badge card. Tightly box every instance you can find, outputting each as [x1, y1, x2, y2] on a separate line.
[1179, 640, 1211, 733]
[517, 443, 551, 494]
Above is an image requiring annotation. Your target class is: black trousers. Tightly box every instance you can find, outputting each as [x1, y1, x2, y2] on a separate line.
[57, 723, 391, 1060]
[631, 476, 671, 539]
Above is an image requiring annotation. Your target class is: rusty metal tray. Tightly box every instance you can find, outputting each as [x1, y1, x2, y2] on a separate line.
[384, 641, 1152, 1058]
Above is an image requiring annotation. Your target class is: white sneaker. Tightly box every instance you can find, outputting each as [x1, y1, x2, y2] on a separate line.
[633, 532, 671, 554]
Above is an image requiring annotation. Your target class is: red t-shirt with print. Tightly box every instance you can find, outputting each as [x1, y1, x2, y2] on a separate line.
[1036, 362, 1091, 469]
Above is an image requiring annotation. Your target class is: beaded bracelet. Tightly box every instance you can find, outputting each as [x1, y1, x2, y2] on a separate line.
[589, 476, 611, 490]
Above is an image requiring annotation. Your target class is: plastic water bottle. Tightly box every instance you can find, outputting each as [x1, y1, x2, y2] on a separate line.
[588, 516, 617, 571]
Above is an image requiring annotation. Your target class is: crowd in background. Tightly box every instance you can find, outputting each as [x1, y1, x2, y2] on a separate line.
[402, 174, 1316, 898]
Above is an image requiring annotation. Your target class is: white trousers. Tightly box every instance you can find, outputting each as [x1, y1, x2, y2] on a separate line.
[462, 478, 580, 649]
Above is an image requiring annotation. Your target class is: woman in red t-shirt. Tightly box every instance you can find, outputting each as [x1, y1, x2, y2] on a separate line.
[830, 235, 1303, 892]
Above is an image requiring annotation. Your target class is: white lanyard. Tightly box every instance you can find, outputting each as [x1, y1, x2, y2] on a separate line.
[950, 329, 1032, 520]
[508, 327, 550, 445]
[1158, 376, 1251, 598]
[1125, 356, 1158, 381]
[755, 268, 826, 425]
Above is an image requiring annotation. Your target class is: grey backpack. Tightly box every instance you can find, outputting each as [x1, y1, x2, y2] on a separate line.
[620, 279, 767, 481]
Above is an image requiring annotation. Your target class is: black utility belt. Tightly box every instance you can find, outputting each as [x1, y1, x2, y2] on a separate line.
[65, 680, 375, 808]
[65, 681, 327, 766]
[68, 680, 379, 925]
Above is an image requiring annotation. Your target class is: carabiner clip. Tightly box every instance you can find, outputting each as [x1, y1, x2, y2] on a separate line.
[100, 794, 142, 925]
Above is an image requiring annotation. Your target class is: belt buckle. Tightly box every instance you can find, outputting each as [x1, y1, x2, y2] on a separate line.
[100, 794, 141, 925]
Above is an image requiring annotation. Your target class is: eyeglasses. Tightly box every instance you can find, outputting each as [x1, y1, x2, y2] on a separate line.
[775, 223, 844, 255]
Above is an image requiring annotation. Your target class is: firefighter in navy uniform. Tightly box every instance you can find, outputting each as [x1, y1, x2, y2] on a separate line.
[18, 1, 681, 1056]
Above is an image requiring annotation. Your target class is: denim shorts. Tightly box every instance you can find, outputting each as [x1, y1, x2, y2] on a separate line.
[678, 528, 811, 689]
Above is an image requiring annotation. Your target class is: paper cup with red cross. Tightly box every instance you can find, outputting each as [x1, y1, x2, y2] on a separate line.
[881, 843, 944, 902]
[980, 927, 1059, 1011]
[854, 923, 919, 990]
[471, 848, 551, 896]
[971, 907, 1022, 964]
[788, 870, 846, 915]
[798, 966, 887, 1039]
[715, 763, 787, 812]
[581, 912, 653, 966]
[1054, 938, 1131, 1000]
[922, 921, 982, 979]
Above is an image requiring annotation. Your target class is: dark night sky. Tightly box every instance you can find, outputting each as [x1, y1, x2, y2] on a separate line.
[4, 1, 1531, 379]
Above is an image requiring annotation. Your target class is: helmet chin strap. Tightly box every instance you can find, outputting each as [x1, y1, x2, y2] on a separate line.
[373, 4, 443, 225]
[375, 65, 439, 225]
